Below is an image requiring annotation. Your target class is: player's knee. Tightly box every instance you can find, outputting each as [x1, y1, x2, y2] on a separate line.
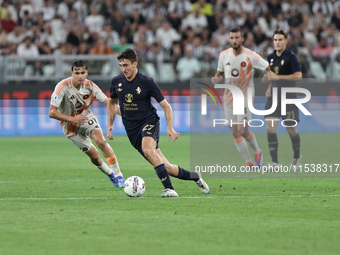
[142, 147, 155, 161]
[286, 127, 297, 137]
[96, 139, 107, 150]
[266, 125, 276, 133]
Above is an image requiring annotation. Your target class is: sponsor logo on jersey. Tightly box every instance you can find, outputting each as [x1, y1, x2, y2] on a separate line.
[231, 68, 239, 77]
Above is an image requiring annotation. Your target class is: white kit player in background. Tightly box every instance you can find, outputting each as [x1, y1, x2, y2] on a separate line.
[212, 27, 271, 170]
[48, 60, 125, 188]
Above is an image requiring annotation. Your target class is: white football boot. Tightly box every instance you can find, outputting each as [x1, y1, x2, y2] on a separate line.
[160, 188, 179, 197]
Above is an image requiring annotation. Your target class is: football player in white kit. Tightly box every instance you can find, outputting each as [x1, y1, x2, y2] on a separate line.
[49, 60, 125, 188]
[212, 27, 271, 170]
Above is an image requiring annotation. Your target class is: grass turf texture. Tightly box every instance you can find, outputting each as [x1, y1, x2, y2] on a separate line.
[0, 134, 340, 255]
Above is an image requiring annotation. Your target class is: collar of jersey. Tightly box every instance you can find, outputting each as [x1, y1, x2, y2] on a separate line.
[123, 71, 140, 85]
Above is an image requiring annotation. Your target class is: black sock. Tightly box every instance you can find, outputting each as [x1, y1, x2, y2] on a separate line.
[291, 134, 300, 159]
[177, 167, 200, 182]
[155, 164, 173, 190]
[267, 133, 278, 163]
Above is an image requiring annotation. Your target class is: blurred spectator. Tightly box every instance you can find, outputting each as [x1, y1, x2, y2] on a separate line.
[89, 36, 112, 54]
[176, 47, 201, 81]
[312, 0, 334, 18]
[99, 0, 115, 20]
[331, 5, 340, 31]
[298, 53, 312, 78]
[148, 0, 167, 20]
[111, 34, 133, 53]
[288, 9, 304, 29]
[1, 12, 16, 33]
[200, 52, 215, 77]
[110, 9, 127, 35]
[212, 23, 229, 49]
[134, 40, 149, 62]
[72, 0, 88, 22]
[270, 12, 289, 33]
[192, 0, 213, 16]
[147, 10, 163, 32]
[201, 27, 211, 45]
[186, 35, 204, 59]
[66, 23, 83, 48]
[64, 9, 85, 33]
[17, 36, 39, 56]
[181, 26, 195, 46]
[19, 0, 34, 21]
[85, 5, 105, 33]
[290, 0, 310, 15]
[37, 0, 55, 22]
[243, 32, 258, 52]
[39, 22, 59, 51]
[1, 0, 18, 22]
[320, 26, 340, 47]
[57, 0, 70, 21]
[204, 37, 222, 59]
[147, 42, 164, 69]
[99, 23, 120, 48]
[133, 24, 154, 46]
[6, 25, 25, 45]
[168, 0, 192, 30]
[227, 0, 243, 14]
[253, 0, 268, 16]
[313, 37, 333, 60]
[182, 8, 208, 33]
[18, 10, 34, 31]
[222, 10, 245, 31]
[156, 20, 181, 50]
[169, 41, 182, 68]
[77, 41, 90, 54]
[253, 25, 266, 45]
[243, 11, 258, 32]
[267, 0, 282, 17]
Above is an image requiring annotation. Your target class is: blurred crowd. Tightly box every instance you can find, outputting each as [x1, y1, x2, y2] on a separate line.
[1, 0, 340, 81]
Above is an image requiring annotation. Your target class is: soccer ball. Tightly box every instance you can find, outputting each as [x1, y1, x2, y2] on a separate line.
[123, 176, 146, 197]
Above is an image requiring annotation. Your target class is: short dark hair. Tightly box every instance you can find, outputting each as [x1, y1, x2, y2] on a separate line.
[117, 48, 138, 64]
[71, 60, 88, 71]
[273, 29, 288, 39]
[230, 27, 244, 37]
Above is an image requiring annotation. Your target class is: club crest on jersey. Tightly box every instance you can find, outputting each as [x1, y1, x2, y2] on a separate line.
[241, 61, 246, 67]
[125, 93, 133, 103]
[231, 68, 239, 77]
[136, 87, 142, 95]
[281, 60, 284, 66]
[83, 94, 89, 99]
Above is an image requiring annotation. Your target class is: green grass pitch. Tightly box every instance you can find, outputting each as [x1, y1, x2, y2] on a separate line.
[0, 134, 340, 255]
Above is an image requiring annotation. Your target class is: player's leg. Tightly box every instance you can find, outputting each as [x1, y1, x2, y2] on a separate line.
[142, 136, 178, 197]
[155, 148, 210, 194]
[68, 134, 123, 188]
[239, 123, 263, 169]
[266, 117, 280, 168]
[90, 129, 124, 178]
[285, 117, 302, 172]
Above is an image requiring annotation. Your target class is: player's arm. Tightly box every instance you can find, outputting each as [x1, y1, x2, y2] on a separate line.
[159, 99, 180, 142]
[106, 97, 119, 140]
[48, 105, 88, 124]
[103, 98, 121, 116]
[262, 65, 272, 84]
[267, 71, 302, 81]
[211, 71, 224, 84]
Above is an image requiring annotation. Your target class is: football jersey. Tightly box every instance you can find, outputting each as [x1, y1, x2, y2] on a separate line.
[110, 71, 164, 133]
[50, 77, 108, 137]
[217, 47, 269, 107]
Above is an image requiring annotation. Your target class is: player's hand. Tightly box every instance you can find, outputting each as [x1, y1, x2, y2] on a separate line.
[267, 71, 279, 81]
[211, 76, 222, 84]
[73, 114, 88, 125]
[107, 125, 114, 140]
[167, 127, 180, 142]
[262, 73, 269, 83]
[266, 88, 272, 97]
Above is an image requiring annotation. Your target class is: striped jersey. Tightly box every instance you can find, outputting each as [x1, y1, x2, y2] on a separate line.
[217, 47, 269, 107]
[50, 77, 107, 137]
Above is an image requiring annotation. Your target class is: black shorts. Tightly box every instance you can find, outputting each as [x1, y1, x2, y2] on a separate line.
[127, 121, 160, 160]
[265, 97, 300, 125]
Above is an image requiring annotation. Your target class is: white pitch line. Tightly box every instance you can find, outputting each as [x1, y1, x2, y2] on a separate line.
[0, 194, 339, 201]
[0, 178, 159, 184]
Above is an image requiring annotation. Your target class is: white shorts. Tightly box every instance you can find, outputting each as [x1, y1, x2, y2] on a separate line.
[68, 112, 102, 153]
[224, 106, 252, 126]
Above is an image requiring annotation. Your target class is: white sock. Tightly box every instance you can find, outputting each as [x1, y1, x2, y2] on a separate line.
[246, 132, 260, 154]
[234, 137, 253, 164]
[97, 161, 113, 176]
[106, 155, 123, 177]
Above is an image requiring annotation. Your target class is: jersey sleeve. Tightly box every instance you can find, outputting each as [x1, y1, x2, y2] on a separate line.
[251, 53, 269, 71]
[110, 79, 117, 99]
[92, 82, 107, 103]
[217, 52, 224, 72]
[50, 85, 65, 107]
[149, 79, 165, 103]
[290, 52, 302, 73]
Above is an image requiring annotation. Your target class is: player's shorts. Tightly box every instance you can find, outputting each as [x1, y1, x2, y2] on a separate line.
[67, 112, 102, 153]
[127, 121, 160, 160]
[224, 105, 252, 126]
[265, 97, 300, 125]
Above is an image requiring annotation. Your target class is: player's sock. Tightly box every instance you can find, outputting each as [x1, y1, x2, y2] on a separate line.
[245, 131, 260, 153]
[97, 160, 113, 175]
[155, 164, 174, 190]
[106, 155, 123, 177]
[234, 136, 253, 164]
[267, 133, 278, 163]
[177, 166, 200, 182]
[290, 134, 300, 159]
